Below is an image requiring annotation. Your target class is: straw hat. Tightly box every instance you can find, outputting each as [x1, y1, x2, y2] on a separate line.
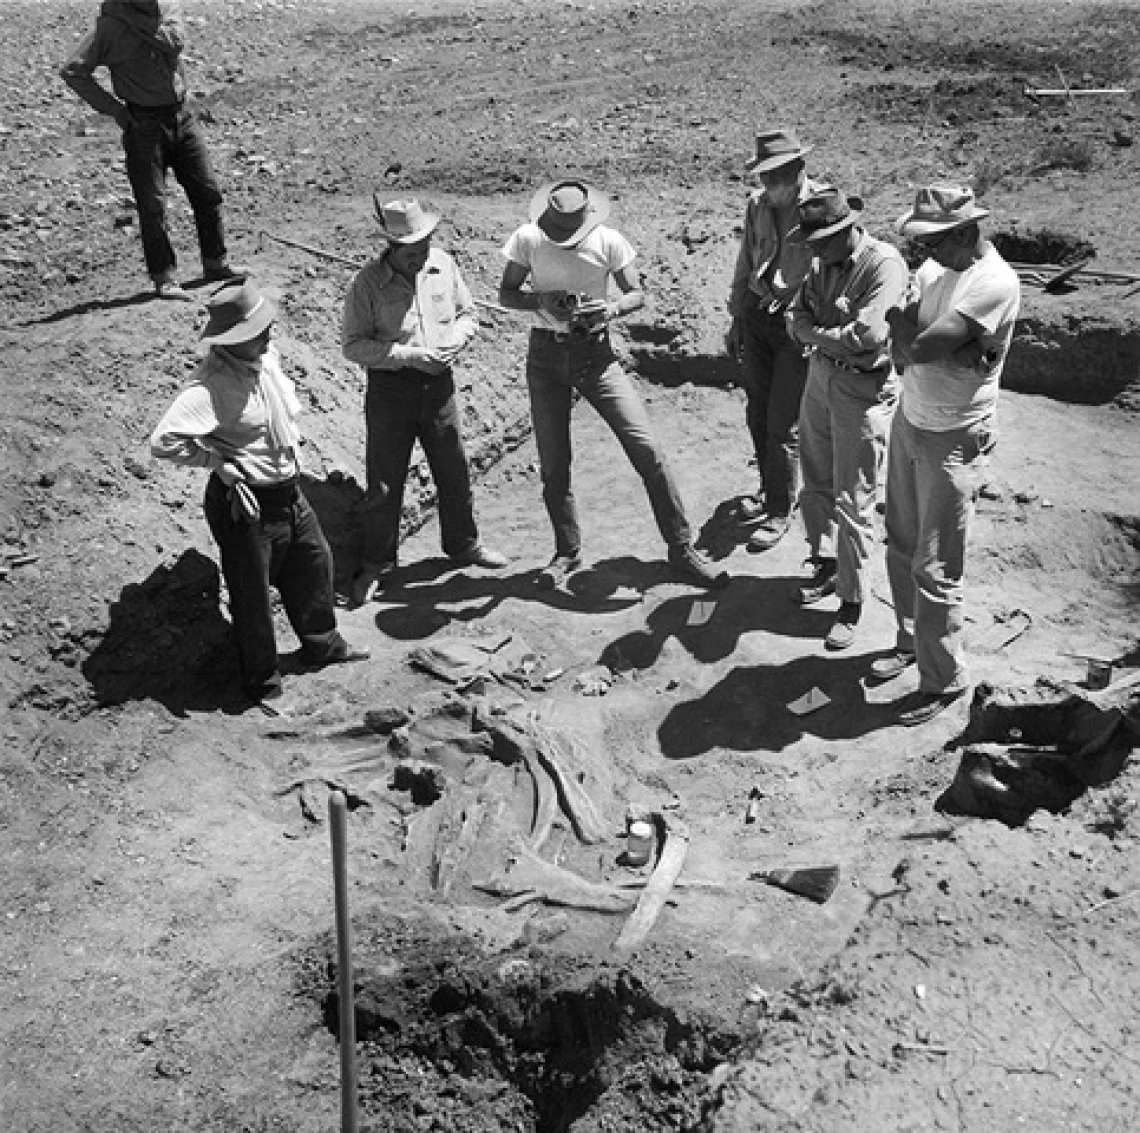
[529, 180, 611, 247]
[745, 127, 813, 173]
[896, 184, 990, 237]
[373, 197, 441, 244]
[199, 279, 276, 347]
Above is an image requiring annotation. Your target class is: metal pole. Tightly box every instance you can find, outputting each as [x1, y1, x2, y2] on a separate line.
[329, 790, 358, 1133]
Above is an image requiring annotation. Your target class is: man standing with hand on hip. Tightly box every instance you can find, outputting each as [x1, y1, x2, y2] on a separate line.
[726, 128, 824, 551]
[151, 279, 369, 705]
[61, 0, 243, 300]
[878, 185, 1020, 727]
[342, 197, 507, 606]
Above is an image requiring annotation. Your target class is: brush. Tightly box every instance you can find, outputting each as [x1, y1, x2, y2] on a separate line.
[751, 865, 841, 904]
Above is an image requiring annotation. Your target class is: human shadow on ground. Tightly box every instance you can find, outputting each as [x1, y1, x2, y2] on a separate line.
[298, 470, 383, 595]
[28, 289, 154, 324]
[626, 342, 741, 390]
[659, 652, 898, 759]
[366, 553, 697, 642]
[600, 572, 836, 672]
[692, 495, 779, 563]
[82, 548, 251, 716]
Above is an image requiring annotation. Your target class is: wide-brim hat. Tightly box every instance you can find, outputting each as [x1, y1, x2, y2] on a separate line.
[373, 196, 441, 244]
[200, 279, 276, 347]
[896, 183, 990, 237]
[529, 180, 611, 247]
[745, 127, 813, 173]
[787, 187, 864, 244]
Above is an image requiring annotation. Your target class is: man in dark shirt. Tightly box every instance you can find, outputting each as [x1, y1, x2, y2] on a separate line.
[61, 1, 242, 300]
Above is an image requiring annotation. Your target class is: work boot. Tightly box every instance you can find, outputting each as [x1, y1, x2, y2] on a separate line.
[669, 544, 729, 589]
[154, 279, 192, 302]
[746, 513, 791, 552]
[350, 565, 394, 607]
[824, 601, 861, 651]
[537, 553, 583, 590]
[451, 544, 509, 569]
[203, 259, 250, 283]
[791, 557, 837, 605]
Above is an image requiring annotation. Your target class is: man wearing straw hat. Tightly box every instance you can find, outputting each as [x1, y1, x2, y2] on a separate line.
[498, 178, 727, 591]
[342, 197, 507, 606]
[876, 184, 1020, 726]
[785, 186, 908, 652]
[726, 127, 826, 551]
[151, 279, 369, 705]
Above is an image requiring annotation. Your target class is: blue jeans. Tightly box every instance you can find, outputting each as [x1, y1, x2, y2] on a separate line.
[798, 356, 896, 604]
[122, 106, 226, 282]
[738, 291, 809, 515]
[884, 411, 995, 694]
[203, 476, 344, 698]
[526, 328, 690, 557]
[362, 368, 479, 571]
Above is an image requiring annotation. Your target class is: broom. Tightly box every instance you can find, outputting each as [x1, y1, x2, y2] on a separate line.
[750, 865, 840, 904]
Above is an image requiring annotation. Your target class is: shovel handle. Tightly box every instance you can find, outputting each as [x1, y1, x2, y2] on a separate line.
[329, 791, 358, 1133]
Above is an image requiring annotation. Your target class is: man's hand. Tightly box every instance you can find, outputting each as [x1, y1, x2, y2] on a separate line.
[398, 346, 449, 375]
[725, 317, 743, 359]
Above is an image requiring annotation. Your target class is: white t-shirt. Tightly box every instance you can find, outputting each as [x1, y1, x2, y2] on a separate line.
[501, 222, 636, 331]
[901, 245, 1021, 431]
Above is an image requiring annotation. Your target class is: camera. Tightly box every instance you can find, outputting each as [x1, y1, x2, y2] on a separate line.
[558, 293, 607, 338]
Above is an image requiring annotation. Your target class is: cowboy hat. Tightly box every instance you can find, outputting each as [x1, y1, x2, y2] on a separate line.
[787, 187, 864, 244]
[200, 279, 276, 347]
[745, 127, 813, 173]
[896, 183, 990, 237]
[529, 180, 611, 247]
[373, 197, 441, 244]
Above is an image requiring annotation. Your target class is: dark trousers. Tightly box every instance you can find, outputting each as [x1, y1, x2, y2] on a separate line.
[122, 106, 227, 282]
[738, 291, 809, 516]
[526, 329, 691, 556]
[204, 476, 344, 698]
[362, 369, 480, 571]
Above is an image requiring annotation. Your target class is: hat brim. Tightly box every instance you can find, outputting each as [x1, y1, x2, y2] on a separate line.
[896, 207, 990, 237]
[745, 144, 813, 173]
[378, 214, 441, 245]
[787, 208, 862, 245]
[528, 180, 611, 247]
[200, 295, 277, 346]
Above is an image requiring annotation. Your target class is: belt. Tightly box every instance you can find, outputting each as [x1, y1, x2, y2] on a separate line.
[126, 101, 185, 115]
[246, 479, 299, 505]
[817, 351, 890, 377]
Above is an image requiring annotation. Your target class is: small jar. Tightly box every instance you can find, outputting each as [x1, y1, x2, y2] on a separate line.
[626, 820, 655, 867]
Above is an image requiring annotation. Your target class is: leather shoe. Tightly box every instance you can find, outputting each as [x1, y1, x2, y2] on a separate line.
[155, 280, 193, 302]
[895, 689, 964, 727]
[870, 650, 916, 682]
[304, 640, 371, 668]
[452, 544, 508, 569]
[669, 543, 729, 589]
[746, 513, 790, 552]
[350, 566, 393, 606]
[791, 557, 837, 605]
[824, 601, 861, 651]
[203, 261, 250, 283]
[537, 553, 583, 590]
[736, 493, 767, 525]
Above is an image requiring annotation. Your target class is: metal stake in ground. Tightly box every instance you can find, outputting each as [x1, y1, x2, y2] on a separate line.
[329, 790, 358, 1133]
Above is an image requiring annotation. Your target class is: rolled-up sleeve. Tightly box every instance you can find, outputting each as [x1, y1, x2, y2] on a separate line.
[150, 387, 221, 469]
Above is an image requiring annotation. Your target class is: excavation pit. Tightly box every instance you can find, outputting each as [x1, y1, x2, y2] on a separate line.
[314, 917, 739, 1133]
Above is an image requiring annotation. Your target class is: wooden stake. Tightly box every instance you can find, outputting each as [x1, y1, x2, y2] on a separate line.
[329, 791, 359, 1133]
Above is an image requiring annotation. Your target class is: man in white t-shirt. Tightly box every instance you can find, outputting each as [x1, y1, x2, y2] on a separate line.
[498, 179, 727, 590]
[875, 184, 1021, 727]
